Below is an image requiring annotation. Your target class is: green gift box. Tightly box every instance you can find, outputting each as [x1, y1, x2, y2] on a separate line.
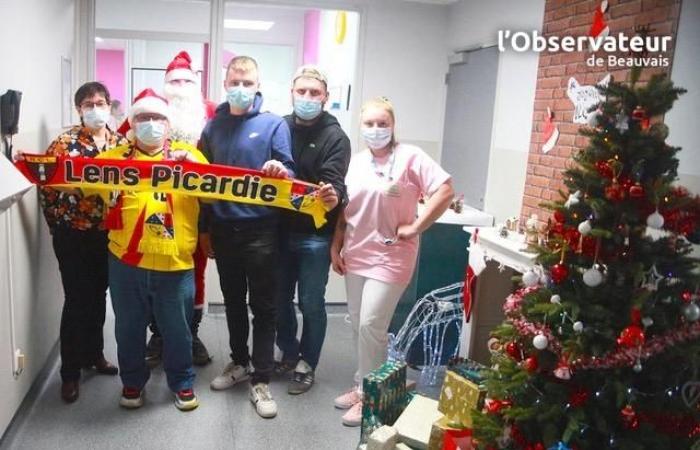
[360, 361, 408, 443]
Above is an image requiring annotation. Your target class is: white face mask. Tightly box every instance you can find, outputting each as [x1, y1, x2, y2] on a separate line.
[361, 127, 392, 150]
[83, 107, 111, 129]
[135, 120, 166, 146]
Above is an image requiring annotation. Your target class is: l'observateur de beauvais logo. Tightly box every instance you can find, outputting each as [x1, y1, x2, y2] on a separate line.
[497, 30, 671, 68]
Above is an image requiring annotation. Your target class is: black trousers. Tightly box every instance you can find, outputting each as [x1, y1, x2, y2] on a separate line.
[52, 227, 109, 382]
[211, 221, 278, 384]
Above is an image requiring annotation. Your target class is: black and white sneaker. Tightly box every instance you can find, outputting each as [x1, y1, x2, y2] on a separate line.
[288, 360, 314, 395]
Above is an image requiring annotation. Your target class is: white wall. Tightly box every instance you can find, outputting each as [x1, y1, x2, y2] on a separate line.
[0, 0, 74, 437]
[446, 0, 545, 223]
[667, 0, 700, 195]
[316, 10, 361, 134]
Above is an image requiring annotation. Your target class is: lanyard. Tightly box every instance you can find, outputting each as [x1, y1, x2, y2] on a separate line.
[370, 150, 396, 181]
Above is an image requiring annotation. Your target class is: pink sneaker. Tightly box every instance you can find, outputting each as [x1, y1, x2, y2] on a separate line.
[341, 401, 363, 427]
[334, 387, 362, 409]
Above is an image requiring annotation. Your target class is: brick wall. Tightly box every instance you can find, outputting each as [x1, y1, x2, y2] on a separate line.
[520, 0, 682, 224]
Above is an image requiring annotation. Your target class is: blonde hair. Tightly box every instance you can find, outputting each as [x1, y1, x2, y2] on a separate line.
[226, 55, 259, 76]
[361, 96, 397, 147]
[293, 65, 328, 89]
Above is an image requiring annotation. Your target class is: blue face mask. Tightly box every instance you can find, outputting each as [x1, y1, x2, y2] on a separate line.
[293, 98, 323, 121]
[83, 107, 111, 129]
[361, 126, 393, 150]
[226, 86, 255, 110]
[135, 120, 166, 147]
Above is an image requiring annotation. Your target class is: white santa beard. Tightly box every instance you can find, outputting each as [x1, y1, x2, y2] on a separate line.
[164, 89, 206, 144]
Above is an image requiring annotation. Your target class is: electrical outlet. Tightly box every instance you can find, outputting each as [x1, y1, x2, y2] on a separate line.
[14, 349, 25, 377]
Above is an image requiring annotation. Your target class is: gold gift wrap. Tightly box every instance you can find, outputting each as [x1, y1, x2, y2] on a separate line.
[437, 370, 485, 428]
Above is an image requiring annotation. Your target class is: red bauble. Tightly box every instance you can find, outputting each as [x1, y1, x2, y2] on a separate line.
[595, 160, 613, 178]
[505, 341, 522, 360]
[629, 183, 644, 198]
[617, 325, 645, 348]
[553, 210, 566, 223]
[682, 290, 693, 303]
[551, 263, 569, 284]
[621, 404, 639, 430]
[605, 182, 626, 202]
[569, 388, 589, 407]
[484, 398, 512, 414]
[523, 356, 539, 373]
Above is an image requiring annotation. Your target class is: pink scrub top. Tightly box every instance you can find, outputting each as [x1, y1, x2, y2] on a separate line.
[342, 143, 451, 285]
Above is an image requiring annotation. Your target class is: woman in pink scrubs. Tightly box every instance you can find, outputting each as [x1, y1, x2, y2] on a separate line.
[330, 97, 454, 426]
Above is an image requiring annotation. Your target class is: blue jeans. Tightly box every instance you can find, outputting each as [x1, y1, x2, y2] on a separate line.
[276, 232, 331, 369]
[108, 254, 195, 392]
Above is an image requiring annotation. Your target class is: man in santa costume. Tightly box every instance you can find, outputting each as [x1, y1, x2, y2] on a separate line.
[120, 51, 215, 367]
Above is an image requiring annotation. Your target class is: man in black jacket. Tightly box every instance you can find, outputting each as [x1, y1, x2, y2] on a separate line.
[275, 66, 351, 394]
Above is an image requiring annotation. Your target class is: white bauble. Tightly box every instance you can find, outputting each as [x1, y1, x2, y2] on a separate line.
[533, 334, 549, 350]
[573, 321, 584, 333]
[646, 210, 665, 229]
[683, 303, 700, 322]
[583, 267, 603, 287]
[641, 317, 654, 328]
[550, 294, 561, 304]
[578, 220, 592, 235]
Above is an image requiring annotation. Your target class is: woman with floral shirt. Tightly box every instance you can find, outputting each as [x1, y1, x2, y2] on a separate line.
[39, 82, 127, 403]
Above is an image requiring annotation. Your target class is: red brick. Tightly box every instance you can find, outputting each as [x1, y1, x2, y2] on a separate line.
[607, 16, 637, 33]
[529, 175, 550, 188]
[525, 186, 543, 197]
[539, 77, 561, 89]
[575, 135, 590, 147]
[536, 88, 554, 99]
[611, 0, 642, 18]
[635, 6, 671, 24]
[546, 65, 566, 77]
[534, 165, 555, 178]
[546, 17, 573, 33]
[552, 5, 577, 20]
[557, 134, 575, 146]
[554, 98, 573, 110]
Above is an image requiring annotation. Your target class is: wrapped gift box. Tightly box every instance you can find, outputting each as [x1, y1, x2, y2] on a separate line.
[437, 370, 485, 428]
[428, 417, 472, 450]
[361, 361, 408, 443]
[393, 394, 443, 450]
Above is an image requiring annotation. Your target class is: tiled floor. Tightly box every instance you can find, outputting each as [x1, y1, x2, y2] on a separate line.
[1, 307, 363, 450]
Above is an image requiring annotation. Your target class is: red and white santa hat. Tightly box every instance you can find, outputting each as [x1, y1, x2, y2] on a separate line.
[128, 88, 171, 125]
[165, 51, 198, 84]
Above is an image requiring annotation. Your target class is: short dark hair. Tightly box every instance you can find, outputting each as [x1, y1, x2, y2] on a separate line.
[74, 82, 111, 108]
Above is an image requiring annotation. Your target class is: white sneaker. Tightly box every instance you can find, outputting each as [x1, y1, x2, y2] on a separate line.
[210, 362, 250, 390]
[249, 383, 278, 418]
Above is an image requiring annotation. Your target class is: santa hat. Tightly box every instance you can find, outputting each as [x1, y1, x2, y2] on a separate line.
[165, 51, 198, 84]
[128, 89, 170, 125]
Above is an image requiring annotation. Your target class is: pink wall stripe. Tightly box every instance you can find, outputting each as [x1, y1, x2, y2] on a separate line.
[96, 49, 126, 104]
[303, 9, 321, 65]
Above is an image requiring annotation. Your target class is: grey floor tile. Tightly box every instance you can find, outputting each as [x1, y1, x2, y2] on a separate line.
[2, 307, 362, 450]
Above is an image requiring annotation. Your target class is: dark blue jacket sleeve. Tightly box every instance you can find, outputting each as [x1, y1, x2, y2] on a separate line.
[271, 119, 295, 178]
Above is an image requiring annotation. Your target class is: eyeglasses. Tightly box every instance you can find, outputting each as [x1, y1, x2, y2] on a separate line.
[80, 101, 109, 109]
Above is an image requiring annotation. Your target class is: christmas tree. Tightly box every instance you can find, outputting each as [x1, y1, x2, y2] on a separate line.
[472, 73, 700, 450]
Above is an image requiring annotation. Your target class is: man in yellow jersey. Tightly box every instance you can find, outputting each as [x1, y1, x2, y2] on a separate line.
[97, 89, 207, 411]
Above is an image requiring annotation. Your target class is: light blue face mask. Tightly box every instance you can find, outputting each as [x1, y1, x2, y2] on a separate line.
[293, 97, 323, 121]
[226, 86, 255, 110]
[361, 126, 393, 150]
[83, 107, 111, 129]
[135, 120, 166, 147]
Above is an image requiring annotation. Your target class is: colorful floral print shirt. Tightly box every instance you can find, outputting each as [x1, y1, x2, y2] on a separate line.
[40, 126, 128, 231]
